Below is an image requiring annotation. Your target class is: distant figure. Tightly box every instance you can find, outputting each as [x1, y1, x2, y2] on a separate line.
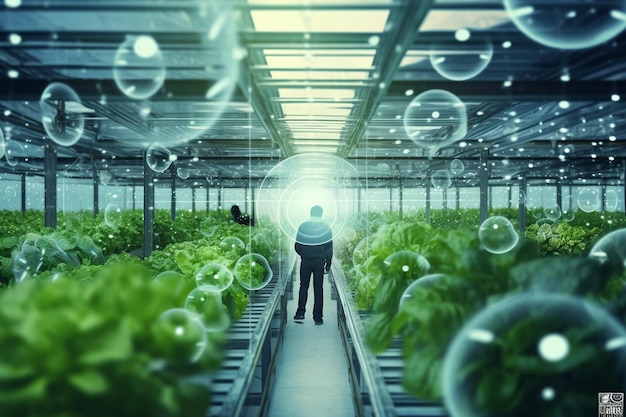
[231, 205, 254, 226]
[293, 205, 333, 325]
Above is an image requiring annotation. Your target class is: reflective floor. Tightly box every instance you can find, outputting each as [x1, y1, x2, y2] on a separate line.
[267, 274, 355, 417]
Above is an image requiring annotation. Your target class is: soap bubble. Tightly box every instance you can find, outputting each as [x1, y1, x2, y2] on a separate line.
[4, 137, 23, 167]
[450, 159, 465, 175]
[0, 127, 5, 160]
[39, 82, 85, 146]
[399, 273, 445, 309]
[184, 286, 230, 332]
[219, 236, 245, 252]
[153, 270, 185, 283]
[113, 35, 165, 100]
[195, 262, 233, 292]
[431, 169, 452, 189]
[146, 144, 173, 173]
[99, 170, 112, 186]
[443, 293, 626, 417]
[153, 308, 207, 363]
[234, 253, 273, 291]
[605, 189, 619, 212]
[404, 89, 467, 151]
[561, 195, 576, 222]
[12, 244, 43, 282]
[104, 203, 123, 228]
[383, 250, 430, 279]
[255, 153, 358, 244]
[576, 187, 601, 213]
[429, 29, 493, 81]
[543, 204, 562, 221]
[352, 238, 371, 271]
[536, 223, 553, 242]
[3, 185, 16, 201]
[199, 215, 219, 237]
[177, 166, 190, 180]
[503, 0, 626, 50]
[478, 216, 519, 254]
[589, 228, 626, 268]
[114, 4, 240, 145]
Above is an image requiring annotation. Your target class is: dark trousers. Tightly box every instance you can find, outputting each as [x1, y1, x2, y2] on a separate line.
[296, 257, 324, 320]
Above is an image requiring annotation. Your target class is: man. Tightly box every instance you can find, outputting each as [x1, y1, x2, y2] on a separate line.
[293, 205, 333, 325]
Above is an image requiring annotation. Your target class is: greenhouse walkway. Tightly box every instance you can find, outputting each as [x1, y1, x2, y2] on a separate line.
[267, 274, 355, 417]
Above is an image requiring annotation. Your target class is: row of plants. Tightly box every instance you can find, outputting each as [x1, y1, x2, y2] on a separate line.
[0, 210, 284, 417]
[335, 209, 626, 416]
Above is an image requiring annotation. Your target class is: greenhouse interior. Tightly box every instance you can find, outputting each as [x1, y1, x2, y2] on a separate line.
[1, 0, 626, 416]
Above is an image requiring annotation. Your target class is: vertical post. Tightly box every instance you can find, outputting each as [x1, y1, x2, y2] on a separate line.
[507, 186, 512, 209]
[456, 186, 460, 210]
[518, 175, 527, 231]
[91, 156, 99, 216]
[479, 149, 489, 223]
[250, 184, 256, 219]
[389, 187, 392, 212]
[206, 185, 210, 214]
[143, 156, 155, 259]
[171, 174, 177, 222]
[556, 181, 563, 209]
[425, 172, 431, 224]
[191, 185, 196, 214]
[218, 185, 223, 210]
[442, 187, 448, 210]
[398, 179, 403, 219]
[132, 184, 136, 211]
[44, 142, 57, 228]
[20, 174, 26, 213]
[601, 184, 607, 212]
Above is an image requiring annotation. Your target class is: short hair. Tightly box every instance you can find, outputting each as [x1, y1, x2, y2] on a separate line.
[310, 205, 323, 217]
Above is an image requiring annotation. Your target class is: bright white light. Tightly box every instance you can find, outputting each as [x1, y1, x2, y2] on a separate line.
[538, 333, 569, 362]
[133, 36, 159, 59]
[455, 28, 471, 42]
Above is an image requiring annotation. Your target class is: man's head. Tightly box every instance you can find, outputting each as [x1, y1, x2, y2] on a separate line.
[310, 205, 323, 217]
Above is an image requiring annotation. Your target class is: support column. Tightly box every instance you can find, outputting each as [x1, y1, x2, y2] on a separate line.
[518, 175, 527, 231]
[425, 172, 431, 224]
[389, 187, 393, 212]
[206, 186, 210, 214]
[601, 184, 607, 212]
[479, 149, 489, 223]
[398, 179, 403, 219]
[44, 142, 57, 228]
[556, 182, 563, 209]
[143, 156, 155, 259]
[191, 185, 196, 214]
[91, 157, 99, 216]
[20, 174, 26, 213]
[171, 174, 177, 222]
[456, 186, 460, 210]
[507, 186, 512, 209]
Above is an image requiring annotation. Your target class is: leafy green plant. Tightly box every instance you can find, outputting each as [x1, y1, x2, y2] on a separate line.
[0, 263, 225, 417]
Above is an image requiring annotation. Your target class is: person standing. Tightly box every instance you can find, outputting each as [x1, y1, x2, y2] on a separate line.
[293, 205, 333, 325]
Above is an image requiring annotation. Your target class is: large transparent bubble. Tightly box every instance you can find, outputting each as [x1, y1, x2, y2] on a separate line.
[576, 187, 601, 213]
[504, 0, 626, 50]
[219, 236, 245, 252]
[152, 308, 207, 363]
[184, 286, 230, 332]
[383, 251, 430, 279]
[429, 29, 493, 81]
[146, 144, 174, 173]
[543, 204, 561, 221]
[256, 154, 358, 245]
[450, 158, 464, 175]
[234, 253, 273, 291]
[561, 195, 576, 222]
[605, 189, 619, 212]
[442, 293, 626, 417]
[113, 35, 166, 100]
[114, 3, 241, 145]
[195, 262, 233, 292]
[431, 169, 452, 189]
[478, 216, 519, 254]
[199, 214, 219, 238]
[12, 244, 43, 282]
[4, 137, 23, 167]
[589, 228, 626, 268]
[39, 82, 85, 146]
[403, 89, 467, 151]
[399, 273, 444, 309]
